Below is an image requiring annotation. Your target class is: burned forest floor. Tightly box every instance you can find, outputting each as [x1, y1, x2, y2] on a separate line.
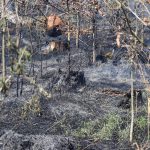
[0, 42, 150, 150]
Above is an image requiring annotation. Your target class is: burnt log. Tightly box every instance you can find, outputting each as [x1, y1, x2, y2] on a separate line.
[117, 90, 147, 109]
[66, 70, 86, 88]
[47, 27, 62, 37]
[96, 55, 107, 63]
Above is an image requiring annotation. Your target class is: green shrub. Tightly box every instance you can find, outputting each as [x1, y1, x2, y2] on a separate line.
[94, 114, 121, 140]
[118, 127, 130, 141]
[72, 114, 122, 140]
[135, 116, 147, 130]
[72, 119, 100, 138]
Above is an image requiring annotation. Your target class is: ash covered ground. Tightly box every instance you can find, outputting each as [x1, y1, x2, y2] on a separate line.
[0, 1, 150, 149]
[0, 41, 149, 149]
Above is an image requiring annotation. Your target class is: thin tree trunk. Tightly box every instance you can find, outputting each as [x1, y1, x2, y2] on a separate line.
[67, 1, 71, 81]
[1, 0, 6, 82]
[92, 13, 96, 63]
[16, 74, 19, 97]
[15, 0, 21, 97]
[67, 20, 71, 83]
[130, 61, 134, 143]
[76, 11, 80, 48]
[29, 26, 35, 75]
[38, 31, 43, 77]
[130, 2, 138, 142]
[135, 91, 138, 116]
[135, 3, 138, 116]
[20, 76, 23, 96]
[148, 97, 150, 140]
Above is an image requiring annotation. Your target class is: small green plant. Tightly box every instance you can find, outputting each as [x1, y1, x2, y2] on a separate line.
[72, 119, 99, 138]
[21, 95, 41, 118]
[94, 114, 121, 140]
[0, 76, 12, 94]
[10, 47, 31, 75]
[72, 114, 122, 141]
[135, 116, 147, 130]
[0, 79, 7, 94]
[118, 127, 130, 141]
[107, 0, 122, 10]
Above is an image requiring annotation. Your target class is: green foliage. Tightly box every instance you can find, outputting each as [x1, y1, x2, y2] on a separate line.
[10, 47, 31, 75]
[0, 76, 11, 94]
[73, 119, 100, 138]
[135, 116, 147, 130]
[7, 38, 18, 54]
[132, 115, 147, 142]
[107, 0, 122, 9]
[7, 37, 31, 75]
[118, 127, 130, 141]
[72, 114, 122, 140]
[94, 114, 121, 140]
[0, 17, 6, 28]
[0, 79, 7, 94]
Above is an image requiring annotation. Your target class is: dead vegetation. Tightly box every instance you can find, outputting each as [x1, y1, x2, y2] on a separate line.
[0, 0, 150, 150]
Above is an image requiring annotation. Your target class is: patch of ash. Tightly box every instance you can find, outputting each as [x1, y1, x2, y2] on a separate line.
[50, 102, 91, 117]
[0, 130, 76, 150]
[84, 59, 150, 90]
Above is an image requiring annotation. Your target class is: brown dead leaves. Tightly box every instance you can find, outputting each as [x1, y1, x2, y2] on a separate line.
[143, 17, 150, 26]
[47, 15, 64, 30]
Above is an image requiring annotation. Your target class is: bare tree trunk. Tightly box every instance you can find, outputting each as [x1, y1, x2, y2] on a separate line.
[67, 0, 71, 80]
[135, 91, 138, 116]
[140, 3, 150, 141]
[148, 97, 150, 140]
[134, 3, 138, 116]
[38, 31, 43, 77]
[15, 0, 22, 97]
[17, 74, 20, 97]
[29, 26, 35, 75]
[20, 76, 23, 96]
[92, 13, 96, 63]
[130, 61, 134, 143]
[1, 0, 6, 82]
[67, 20, 71, 82]
[76, 11, 80, 48]
[130, 2, 139, 142]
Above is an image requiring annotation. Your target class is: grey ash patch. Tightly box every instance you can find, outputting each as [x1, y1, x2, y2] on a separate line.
[0, 130, 76, 150]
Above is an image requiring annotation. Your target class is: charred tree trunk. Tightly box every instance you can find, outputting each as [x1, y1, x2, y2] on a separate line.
[15, 0, 22, 97]
[16, 74, 19, 97]
[39, 32, 43, 77]
[92, 13, 96, 63]
[67, 0, 71, 83]
[76, 11, 80, 49]
[20, 76, 23, 96]
[29, 26, 35, 76]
